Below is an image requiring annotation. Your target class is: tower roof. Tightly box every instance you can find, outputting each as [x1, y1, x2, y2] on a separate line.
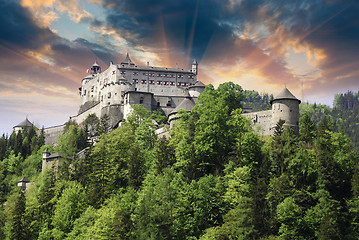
[192, 59, 198, 65]
[170, 97, 195, 115]
[14, 118, 33, 128]
[121, 53, 135, 66]
[189, 81, 205, 88]
[271, 88, 301, 104]
[18, 177, 30, 183]
[92, 61, 100, 67]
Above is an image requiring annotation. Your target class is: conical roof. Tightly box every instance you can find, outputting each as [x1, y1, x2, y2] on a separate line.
[14, 118, 33, 128]
[271, 88, 301, 104]
[121, 53, 135, 65]
[170, 97, 195, 115]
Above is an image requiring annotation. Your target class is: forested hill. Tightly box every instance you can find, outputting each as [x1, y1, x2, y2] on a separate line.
[1, 83, 359, 239]
[300, 91, 359, 152]
[242, 89, 359, 152]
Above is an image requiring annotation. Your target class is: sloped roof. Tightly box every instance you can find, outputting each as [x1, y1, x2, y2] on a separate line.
[121, 53, 135, 65]
[18, 177, 30, 183]
[92, 61, 100, 67]
[271, 88, 301, 103]
[14, 118, 33, 128]
[190, 81, 205, 88]
[170, 97, 195, 115]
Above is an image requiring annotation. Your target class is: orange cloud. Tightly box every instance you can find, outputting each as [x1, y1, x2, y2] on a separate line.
[20, 0, 92, 27]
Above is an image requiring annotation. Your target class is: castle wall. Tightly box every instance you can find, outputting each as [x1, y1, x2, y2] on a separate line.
[43, 125, 66, 145]
[101, 104, 124, 127]
[243, 110, 273, 135]
[70, 102, 102, 126]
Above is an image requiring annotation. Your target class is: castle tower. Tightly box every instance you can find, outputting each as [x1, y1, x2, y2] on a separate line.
[270, 88, 301, 135]
[192, 59, 198, 75]
[188, 81, 205, 98]
[13, 118, 33, 134]
[91, 61, 101, 74]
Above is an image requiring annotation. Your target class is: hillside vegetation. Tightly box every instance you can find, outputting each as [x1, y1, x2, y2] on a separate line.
[0, 83, 359, 239]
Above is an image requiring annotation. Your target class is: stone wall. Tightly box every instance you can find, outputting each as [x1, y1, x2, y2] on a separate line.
[242, 110, 273, 135]
[43, 125, 66, 145]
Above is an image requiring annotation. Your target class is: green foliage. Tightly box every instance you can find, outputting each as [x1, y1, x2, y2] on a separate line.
[1, 84, 359, 239]
[56, 125, 88, 158]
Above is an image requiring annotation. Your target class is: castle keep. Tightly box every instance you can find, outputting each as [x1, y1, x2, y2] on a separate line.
[70, 54, 205, 127]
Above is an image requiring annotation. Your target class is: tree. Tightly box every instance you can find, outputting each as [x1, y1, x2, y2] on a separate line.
[51, 181, 87, 238]
[191, 82, 244, 177]
[300, 113, 316, 143]
[7, 190, 26, 240]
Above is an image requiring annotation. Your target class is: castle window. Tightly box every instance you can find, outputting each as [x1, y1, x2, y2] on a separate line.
[167, 101, 171, 107]
[157, 102, 160, 107]
[140, 97, 144, 104]
[108, 92, 111, 98]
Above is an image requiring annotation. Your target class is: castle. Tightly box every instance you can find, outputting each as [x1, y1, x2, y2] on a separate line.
[69, 54, 205, 128]
[14, 54, 301, 146]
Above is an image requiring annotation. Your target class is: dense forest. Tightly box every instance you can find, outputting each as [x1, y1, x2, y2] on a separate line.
[1, 83, 359, 239]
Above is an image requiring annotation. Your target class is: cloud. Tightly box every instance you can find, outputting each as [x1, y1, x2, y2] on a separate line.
[20, 0, 92, 26]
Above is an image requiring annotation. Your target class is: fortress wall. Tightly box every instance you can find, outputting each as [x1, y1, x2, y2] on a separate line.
[243, 110, 273, 135]
[44, 125, 66, 145]
[101, 104, 124, 127]
[70, 102, 102, 126]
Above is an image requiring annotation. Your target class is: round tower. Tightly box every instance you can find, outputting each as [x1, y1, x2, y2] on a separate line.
[188, 81, 205, 98]
[270, 88, 301, 135]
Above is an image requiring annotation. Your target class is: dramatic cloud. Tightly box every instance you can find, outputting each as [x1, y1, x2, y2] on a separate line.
[1, 0, 359, 133]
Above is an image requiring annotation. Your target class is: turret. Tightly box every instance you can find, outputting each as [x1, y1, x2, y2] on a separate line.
[188, 81, 205, 98]
[192, 59, 198, 75]
[270, 88, 301, 135]
[91, 61, 101, 74]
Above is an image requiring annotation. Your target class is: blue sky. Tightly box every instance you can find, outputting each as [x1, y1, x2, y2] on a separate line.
[1, 0, 359, 134]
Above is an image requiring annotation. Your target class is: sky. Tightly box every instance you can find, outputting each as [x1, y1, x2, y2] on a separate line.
[1, 0, 359, 135]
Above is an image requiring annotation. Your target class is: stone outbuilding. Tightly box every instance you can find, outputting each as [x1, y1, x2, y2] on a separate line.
[42, 148, 62, 173]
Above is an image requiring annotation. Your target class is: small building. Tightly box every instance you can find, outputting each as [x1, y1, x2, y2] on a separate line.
[13, 118, 33, 134]
[42, 148, 62, 173]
